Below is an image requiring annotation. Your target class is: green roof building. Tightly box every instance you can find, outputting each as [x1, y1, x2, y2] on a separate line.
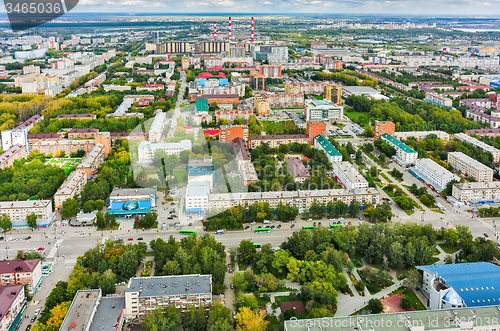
[195, 98, 209, 114]
[381, 133, 418, 165]
[314, 134, 342, 164]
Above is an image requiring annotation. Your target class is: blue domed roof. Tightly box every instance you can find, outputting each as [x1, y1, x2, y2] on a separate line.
[443, 288, 463, 305]
[123, 200, 139, 211]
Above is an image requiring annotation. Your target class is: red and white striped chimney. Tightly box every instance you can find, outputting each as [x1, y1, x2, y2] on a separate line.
[251, 17, 254, 42]
[214, 21, 217, 39]
[229, 17, 232, 39]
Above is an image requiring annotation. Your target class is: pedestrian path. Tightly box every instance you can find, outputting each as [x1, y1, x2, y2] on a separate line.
[46, 239, 63, 260]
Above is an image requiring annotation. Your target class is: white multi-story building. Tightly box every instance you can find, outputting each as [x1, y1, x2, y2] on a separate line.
[410, 158, 459, 192]
[305, 99, 343, 122]
[185, 182, 211, 213]
[452, 181, 500, 202]
[148, 111, 167, 142]
[54, 170, 88, 210]
[0, 259, 42, 294]
[0, 200, 52, 223]
[381, 133, 418, 166]
[394, 131, 450, 141]
[1, 128, 28, 154]
[137, 140, 192, 163]
[454, 133, 500, 163]
[314, 134, 342, 164]
[332, 161, 368, 189]
[448, 152, 493, 182]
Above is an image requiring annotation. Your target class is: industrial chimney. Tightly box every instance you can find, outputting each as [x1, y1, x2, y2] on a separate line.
[251, 17, 254, 42]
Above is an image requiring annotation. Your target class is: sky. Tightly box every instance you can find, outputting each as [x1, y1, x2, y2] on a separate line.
[0, 0, 500, 16]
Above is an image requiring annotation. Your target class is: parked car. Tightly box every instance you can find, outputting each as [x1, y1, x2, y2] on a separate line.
[244, 226, 250, 230]
[277, 225, 281, 229]
[270, 226, 275, 229]
[313, 222, 317, 226]
[230, 283, 234, 289]
[137, 237, 143, 240]
[26, 325, 32, 331]
[34, 309, 40, 316]
[30, 317, 36, 323]
[291, 224, 295, 228]
[215, 230, 224, 235]
[127, 238, 133, 241]
[257, 226, 262, 229]
[307, 218, 312, 222]
[25, 236, 31, 240]
[116, 238, 123, 242]
[0, 236, 4, 241]
[318, 222, 322, 226]
[484, 233, 489, 237]
[358, 217, 363, 220]
[167, 216, 173, 219]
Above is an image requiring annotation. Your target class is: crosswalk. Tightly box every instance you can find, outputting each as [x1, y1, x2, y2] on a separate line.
[46, 239, 63, 259]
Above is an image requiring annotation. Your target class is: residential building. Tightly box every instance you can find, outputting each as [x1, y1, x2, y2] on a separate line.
[454, 133, 500, 163]
[466, 128, 500, 137]
[208, 188, 380, 213]
[0, 285, 25, 331]
[394, 131, 450, 141]
[284, 304, 500, 331]
[0, 259, 42, 294]
[84, 72, 106, 87]
[254, 93, 271, 116]
[233, 137, 258, 185]
[247, 134, 308, 149]
[31, 139, 96, 155]
[452, 181, 500, 203]
[68, 128, 99, 140]
[76, 144, 105, 179]
[27, 133, 62, 150]
[250, 71, 266, 91]
[137, 140, 192, 163]
[124, 275, 212, 319]
[381, 133, 418, 166]
[425, 92, 453, 107]
[0, 200, 52, 223]
[1, 128, 28, 153]
[314, 135, 342, 164]
[285, 157, 310, 182]
[55, 113, 96, 120]
[185, 182, 211, 213]
[304, 99, 343, 122]
[417, 262, 500, 310]
[155, 41, 191, 54]
[374, 120, 395, 140]
[465, 108, 500, 129]
[194, 41, 229, 54]
[148, 111, 167, 142]
[448, 152, 493, 182]
[266, 92, 304, 108]
[16, 114, 43, 131]
[215, 105, 253, 123]
[58, 289, 101, 331]
[54, 170, 87, 210]
[323, 85, 342, 105]
[0, 144, 27, 170]
[409, 158, 459, 192]
[306, 122, 326, 145]
[259, 65, 281, 78]
[109, 132, 147, 142]
[193, 94, 239, 105]
[332, 161, 368, 189]
[219, 125, 249, 143]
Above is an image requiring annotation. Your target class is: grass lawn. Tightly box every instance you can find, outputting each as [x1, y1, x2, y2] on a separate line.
[425, 257, 440, 265]
[333, 123, 346, 128]
[434, 247, 441, 255]
[172, 168, 187, 182]
[238, 262, 249, 271]
[365, 152, 389, 169]
[356, 270, 382, 295]
[383, 186, 396, 197]
[311, 95, 323, 100]
[344, 110, 370, 124]
[261, 120, 297, 135]
[341, 135, 354, 139]
[380, 173, 393, 183]
[351, 254, 364, 268]
[257, 297, 269, 306]
[274, 295, 294, 303]
[403, 288, 426, 310]
[431, 208, 445, 214]
[438, 244, 460, 254]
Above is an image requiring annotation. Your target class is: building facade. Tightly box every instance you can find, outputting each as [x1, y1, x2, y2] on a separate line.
[0, 285, 25, 331]
[374, 120, 395, 140]
[0, 259, 42, 294]
[219, 125, 249, 143]
[306, 122, 326, 145]
[452, 181, 500, 203]
[137, 140, 192, 163]
[0, 200, 52, 223]
[323, 85, 342, 105]
[447, 152, 493, 182]
[76, 144, 105, 179]
[332, 161, 368, 189]
[54, 170, 88, 210]
[381, 133, 418, 166]
[247, 134, 308, 149]
[410, 158, 460, 192]
[305, 99, 343, 122]
[454, 133, 500, 163]
[314, 134, 342, 164]
[0, 144, 27, 170]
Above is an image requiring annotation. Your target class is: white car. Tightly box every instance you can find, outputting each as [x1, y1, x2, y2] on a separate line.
[215, 230, 224, 235]
[34, 309, 40, 316]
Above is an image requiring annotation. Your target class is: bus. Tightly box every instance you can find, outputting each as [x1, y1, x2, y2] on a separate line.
[330, 224, 342, 229]
[255, 227, 271, 233]
[253, 243, 262, 251]
[302, 225, 314, 230]
[180, 230, 196, 235]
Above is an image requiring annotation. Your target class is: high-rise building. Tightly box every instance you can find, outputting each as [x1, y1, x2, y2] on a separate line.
[259, 65, 282, 78]
[219, 125, 249, 143]
[156, 41, 190, 54]
[194, 41, 229, 54]
[306, 122, 326, 145]
[323, 85, 342, 105]
[152, 31, 159, 44]
[254, 93, 271, 116]
[250, 71, 266, 91]
[374, 120, 395, 140]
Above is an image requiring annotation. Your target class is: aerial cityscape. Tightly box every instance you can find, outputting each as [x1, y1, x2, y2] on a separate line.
[0, 8, 499, 331]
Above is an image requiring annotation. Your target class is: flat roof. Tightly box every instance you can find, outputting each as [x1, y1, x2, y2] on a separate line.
[138, 140, 192, 150]
[454, 181, 500, 190]
[314, 135, 342, 158]
[334, 161, 368, 184]
[448, 152, 492, 171]
[149, 111, 167, 134]
[0, 200, 51, 210]
[88, 296, 125, 331]
[381, 133, 417, 154]
[186, 182, 211, 198]
[60, 290, 101, 331]
[125, 274, 212, 298]
[417, 262, 500, 307]
[416, 158, 457, 180]
[454, 133, 500, 153]
[342, 86, 380, 94]
[110, 187, 156, 198]
[77, 144, 103, 169]
[54, 170, 87, 197]
[248, 134, 308, 141]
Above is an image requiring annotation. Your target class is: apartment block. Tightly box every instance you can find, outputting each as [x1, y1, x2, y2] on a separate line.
[0, 285, 25, 331]
[306, 122, 326, 145]
[0, 145, 27, 170]
[250, 71, 266, 91]
[233, 137, 258, 185]
[148, 111, 167, 142]
[138, 140, 192, 163]
[332, 161, 368, 189]
[454, 133, 500, 163]
[254, 93, 271, 116]
[394, 131, 450, 141]
[1, 128, 28, 153]
[31, 139, 95, 157]
[323, 85, 342, 105]
[75, 144, 105, 179]
[304, 99, 343, 122]
[410, 158, 460, 192]
[68, 128, 99, 140]
[465, 108, 500, 129]
[448, 152, 493, 182]
[266, 92, 304, 108]
[54, 170, 87, 210]
[124, 275, 212, 320]
[247, 134, 308, 149]
[374, 120, 395, 140]
[219, 125, 249, 143]
[0, 259, 42, 294]
[381, 133, 418, 166]
[285, 157, 310, 183]
[452, 181, 500, 203]
[193, 94, 239, 105]
[0, 200, 52, 223]
[55, 113, 97, 120]
[215, 105, 253, 123]
[314, 134, 342, 164]
[259, 65, 281, 78]
[466, 128, 500, 137]
[208, 188, 380, 212]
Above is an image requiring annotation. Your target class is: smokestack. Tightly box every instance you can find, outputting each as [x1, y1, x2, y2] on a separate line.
[251, 17, 254, 42]
[229, 17, 231, 39]
[214, 21, 217, 39]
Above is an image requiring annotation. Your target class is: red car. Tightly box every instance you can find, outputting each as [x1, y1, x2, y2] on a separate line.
[127, 238, 133, 241]
[228, 263, 231, 268]
[38, 247, 45, 251]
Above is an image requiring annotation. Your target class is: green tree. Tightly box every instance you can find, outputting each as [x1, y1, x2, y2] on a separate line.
[61, 197, 80, 219]
[207, 301, 232, 331]
[400, 296, 412, 309]
[235, 292, 259, 311]
[0, 214, 12, 232]
[349, 199, 361, 218]
[238, 240, 257, 265]
[183, 305, 207, 331]
[143, 306, 182, 331]
[95, 211, 106, 229]
[367, 298, 383, 314]
[26, 212, 37, 229]
[139, 211, 158, 229]
[83, 200, 95, 213]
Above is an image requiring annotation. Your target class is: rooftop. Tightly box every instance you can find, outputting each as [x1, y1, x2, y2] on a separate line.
[149, 111, 167, 134]
[248, 134, 308, 141]
[125, 274, 212, 298]
[334, 161, 368, 184]
[55, 113, 96, 119]
[285, 157, 311, 178]
[233, 137, 251, 161]
[195, 98, 209, 113]
[76, 144, 104, 169]
[417, 262, 500, 307]
[342, 86, 380, 94]
[0, 259, 40, 274]
[448, 152, 492, 171]
[60, 290, 102, 331]
[416, 158, 457, 180]
[88, 296, 125, 331]
[0, 200, 51, 210]
[0, 145, 24, 165]
[454, 133, 500, 153]
[110, 187, 156, 198]
[186, 182, 211, 198]
[314, 135, 341, 158]
[54, 170, 87, 197]
[454, 181, 500, 190]
[381, 133, 417, 154]
[0, 285, 23, 320]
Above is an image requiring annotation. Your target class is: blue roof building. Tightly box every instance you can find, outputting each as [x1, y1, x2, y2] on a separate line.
[417, 262, 500, 310]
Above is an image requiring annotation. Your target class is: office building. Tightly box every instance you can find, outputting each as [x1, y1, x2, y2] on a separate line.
[250, 71, 266, 91]
[152, 31, 160, 44]
[219, 125, 249, 143]
[208, 188, 380, 213]
[185, 182, 211, 213]
[148, 111, 167, 142]
[394, 131, 450, 141]
[314, 134, 342, 164]
[285, 157, 310, 183]
[305, 99, 343, 122]
[306, 122, 326, 145]
[452, 181, 500, 203]
[0, 200, 52, 223]
[448, 152, 493, 182]
[381, 133, 418, 166]
[323, 85, 342, 105]
[137, 140, 192, 163]
[0, 285, 25, 331]
[124, 275, 212, 319]
[76, 144, 105, 179]
[247, 134, 308, 149]
[188, 157, 215, 191]
[0, 144, 27, 170]
[332, 161, 368, 189]
[417, 262, 500, 310]
[374, 120, 395, 140]
[409, 158, 459, 192]
[454, 133, 500, 163]
[54, 170, 87, 210]
[0, 259, 42, 294]
[108, 187, 156, 217]
[1, 128, 28, 154]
